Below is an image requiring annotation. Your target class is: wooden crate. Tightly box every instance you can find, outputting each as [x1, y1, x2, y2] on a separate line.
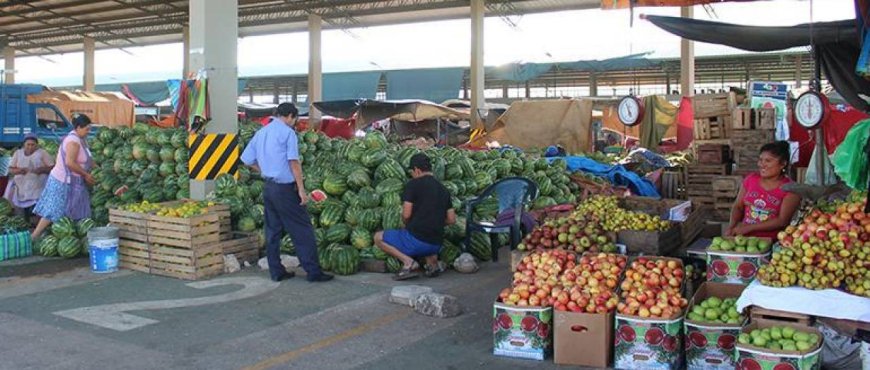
[732, 107, 753, 130]
[118, 239, 224, 280]
[756, 107, 776, 130]
[109, 201, 231, 280]
[220, 232, 260, 264]
[693, 93, 737, 119]
[661, 169, 686, 200]
[693, 116, 730, 140]
[749, 306, 814, 326]
[697, 144, 731, 164]
[617, 223, 682, 256]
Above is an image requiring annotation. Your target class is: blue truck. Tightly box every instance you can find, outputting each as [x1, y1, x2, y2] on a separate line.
[0, 84, 76, 148]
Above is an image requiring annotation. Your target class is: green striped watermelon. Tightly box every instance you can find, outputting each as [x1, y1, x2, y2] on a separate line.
[375, 178, 404, 194]
[439, 240, 462, 266]
[467, 232, 492, 261]
[350, 228, 372, 249]
[322, 174, 348, 196]
[331, 245, 360, 275]
[319, 203, 345, 227]
[360, 149, 387, 168]
[37, 235, 59, 257]
[51, 218, 77, 239]
[380, 192, 401, 207]
[325, 223, 352, 244]
[385, 256, 402, 273]
[381, 206, 403, 230]
[347, 169, 372, 190]
[356, 187, 380, 209]
[57, 236, 81, 258]
[359, 208, 383, 232]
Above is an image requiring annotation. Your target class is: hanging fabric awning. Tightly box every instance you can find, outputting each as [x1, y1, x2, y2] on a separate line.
[385, 68, 464, 104]
[644, 15, 870, 112]
[602, 0, 759, 9]
[323, 71, 382, 101]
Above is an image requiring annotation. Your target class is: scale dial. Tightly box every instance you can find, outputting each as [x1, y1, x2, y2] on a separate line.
[617, 96, 644, 127]
[794, 91, 829, 129]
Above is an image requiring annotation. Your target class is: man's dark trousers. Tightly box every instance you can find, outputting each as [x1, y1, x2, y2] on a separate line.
[262, 181, 322, 279]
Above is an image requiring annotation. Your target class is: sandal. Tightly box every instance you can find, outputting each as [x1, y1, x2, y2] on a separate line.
[393, 262, 420, 281]
[423, 264, 440, 278]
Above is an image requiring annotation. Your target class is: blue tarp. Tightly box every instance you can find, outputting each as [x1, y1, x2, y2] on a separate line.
[126, 81, 171, 105]
[323, 71, 382, 101]
[386, 68, 463, 103]
[548, 156, 660, 198]
[484, 54, 660, 83]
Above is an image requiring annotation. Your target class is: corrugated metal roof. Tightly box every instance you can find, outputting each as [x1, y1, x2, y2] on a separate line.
[0, 0, 598, 57]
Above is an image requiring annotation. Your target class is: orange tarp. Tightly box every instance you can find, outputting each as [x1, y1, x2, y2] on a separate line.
[27, 90, 135, 128]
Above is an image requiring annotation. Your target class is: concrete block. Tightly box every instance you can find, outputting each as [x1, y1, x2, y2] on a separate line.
[281, 255, 300, 269]
[413, 293, 462, 318]
[389, 285, 433, 307]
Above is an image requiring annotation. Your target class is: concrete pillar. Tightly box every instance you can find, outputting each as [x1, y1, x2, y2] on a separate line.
[83, 36, 95, 91]
[589, 73, 598, 97]
[679, 6, 695, 98]
[3, 47, 14, 84]
[665, 70, 671, 94]
[248, 87, 254, 103]
[182, 26, 190, 78]
[188, 0, 238, 199]
[462, 78, 469, 100]
[524, 82, 530, 98]
[470, 0, 485, 130]
[308, 14, 323, 123]
[292, 81, 298, 103]
[795, 55, 803, 89]
[501, 83, 509, 98]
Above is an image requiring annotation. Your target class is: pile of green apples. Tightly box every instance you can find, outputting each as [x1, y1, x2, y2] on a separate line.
[708, 236, 771, 253]
[687, 296, 744, 324]
[737, 326, 820, 352]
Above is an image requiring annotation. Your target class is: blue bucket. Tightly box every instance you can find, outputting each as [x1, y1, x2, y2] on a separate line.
[87, 226, 119, 273]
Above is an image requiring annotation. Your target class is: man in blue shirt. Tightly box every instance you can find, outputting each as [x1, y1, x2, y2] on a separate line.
[240, 103, 332, 283]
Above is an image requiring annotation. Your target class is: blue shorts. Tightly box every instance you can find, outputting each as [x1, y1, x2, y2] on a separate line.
[383, 229, 440, 258]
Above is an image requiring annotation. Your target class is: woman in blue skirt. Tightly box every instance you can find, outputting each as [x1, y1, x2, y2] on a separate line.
[32, 115, 95, 240]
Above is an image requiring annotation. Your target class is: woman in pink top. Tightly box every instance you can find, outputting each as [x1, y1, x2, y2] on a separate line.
[726, 141, 800, 238]
[32, 114, 95, 240]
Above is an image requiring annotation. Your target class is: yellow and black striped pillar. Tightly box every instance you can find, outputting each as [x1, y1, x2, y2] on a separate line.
[188, 133, 240, 180]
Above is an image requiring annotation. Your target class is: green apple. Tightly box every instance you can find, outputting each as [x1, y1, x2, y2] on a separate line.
[747, 237, 759, 249]
[793, 332, 810, 342]
[727, 317, 741, 324]
[808, 333, 820, 345]
[734, 235, 747, 247]
[721, 241, 734, 251]
[753, 336, 768, 347]
[770, 327, 783, 340]
[705, 308, 721, 321]
[758, 240, 771, 251]
[735, 246, 747, 252]
[768, 342, 782, 350]
[692, 306, 706, 316]
[782, 327, 796, 339]
[712, 236, 723, 246]
[796, 341, 811, 351]
[782, 342, 798, 351]
[709, 244, 721, 251]
[706, 297, 722, 308]
[738, 333, 752, 344]
[728, 307, 740, 319]
[747, 246, 760, 253]
[688, 312, 704, 321]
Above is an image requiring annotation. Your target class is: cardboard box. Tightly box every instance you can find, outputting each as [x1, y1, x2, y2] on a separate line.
[684, 282, 747, 370]
[613, 314, 684, 370]
[734, 319, 823, 370]
[492, 301, 552, 360]
[554, 309, 614, 367]
[706, 250, 771, 284]
[510, 249, 530, 272]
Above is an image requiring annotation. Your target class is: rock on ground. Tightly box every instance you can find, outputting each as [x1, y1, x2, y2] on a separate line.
[223, 255, 241, 273]
[389, 285, 433, 307]
[413, 293, 462, 318]
[453, 253, 478, 274]
[257, 255, 300, 271]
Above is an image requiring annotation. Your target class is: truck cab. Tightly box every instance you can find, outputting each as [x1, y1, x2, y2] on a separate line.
[1, 84, 75, 148]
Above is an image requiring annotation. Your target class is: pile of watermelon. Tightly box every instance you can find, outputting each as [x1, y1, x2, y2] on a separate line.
[35, 217, 95, 258]
[215, 128, 580, 275]
[88, 123, 190, 225]
[0, 199, 30, 232]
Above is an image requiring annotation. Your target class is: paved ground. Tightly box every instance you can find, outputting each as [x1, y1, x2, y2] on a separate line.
[0, 250, 597, 370]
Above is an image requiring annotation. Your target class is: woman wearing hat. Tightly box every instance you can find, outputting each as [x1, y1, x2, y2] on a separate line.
[3, 133, 54, 221]
[31, 114, 95, 239]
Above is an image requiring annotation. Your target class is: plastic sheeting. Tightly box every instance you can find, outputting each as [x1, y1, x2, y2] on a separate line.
[386, 68, 463, 103]
[486, 54, 659, 83]
[124, 81, 171, 106]
[323, 72, 381, 101]
[736, 280, 870, 322]
[548, 156, 660, 197]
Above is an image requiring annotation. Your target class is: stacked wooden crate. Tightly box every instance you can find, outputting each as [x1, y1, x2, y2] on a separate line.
[730, 129, 776, 176]
[693, 93, 737, 141]
[109, 201, 261, 280]
[686, 164, 732, 209]
[712, 176, 743, 220]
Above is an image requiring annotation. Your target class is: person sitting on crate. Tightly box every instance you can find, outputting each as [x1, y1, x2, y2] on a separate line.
[31, 115, 95, 240]
[725, 141, 801, 238]
[374, 153, 456, 280]
[3, 133, 54, 223]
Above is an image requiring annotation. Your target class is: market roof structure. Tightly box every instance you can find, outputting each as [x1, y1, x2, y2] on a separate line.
[0, 0, 599, 57]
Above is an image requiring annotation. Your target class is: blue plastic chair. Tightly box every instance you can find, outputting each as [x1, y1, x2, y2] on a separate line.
[464, 177, 539, 262]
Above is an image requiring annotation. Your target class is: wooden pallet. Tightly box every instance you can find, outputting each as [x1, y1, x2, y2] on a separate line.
[732, 107, 776, 130]
[220, 232, 260, 264]
[661, 170, 686, 200]
[693, 116, 731, 140]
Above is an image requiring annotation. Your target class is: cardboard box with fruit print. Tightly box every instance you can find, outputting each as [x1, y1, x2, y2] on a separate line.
[492, 302, 552, 360]
[614, 257, 688, 370]
[684, 282, 748, 370]
[734, 319, 823, 370]
[706, 236, 773, 284]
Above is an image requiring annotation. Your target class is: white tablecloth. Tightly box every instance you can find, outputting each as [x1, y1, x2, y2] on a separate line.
[736, 280, 870, 322]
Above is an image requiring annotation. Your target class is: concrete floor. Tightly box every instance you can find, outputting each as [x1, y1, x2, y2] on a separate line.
[0, 250, 598, 370]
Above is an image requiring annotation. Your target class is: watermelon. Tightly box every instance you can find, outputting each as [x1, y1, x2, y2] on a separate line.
[375, 178, 404, 194]
[325, 223, 352, 244]
[350, 228, 372, 249]
[380, 192, 401, 207]
[358, 208, 383, 231]
[360, 149, 387, 168]
[385, 256, 402, 273]
[346, 169, 371, 190]
[159, 147, 175, 162]
[363, 131, 388, 150]
[374, 159, 406, 182]
[372, 246, 389, 260]
[280, 234, 295, 255]
[467, 232, 492, 261]
[356, 187, 380, 209]
[76, 218, 96, 238]
[314, 228, 327, 248]
[381, 206, 403, 230]
[37, 235, 59, 257]
[171, 130, 187, 148]
[439, 240, 462, 266]
[237, 216, 256, 232]
[344, 206, 362, 226]
[322, 174, 348, 196]
[319, 203, 345, 227]
[51, 218, 77, 238]
[57, 236, 81, 258]
[331, 245, 360, 275]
